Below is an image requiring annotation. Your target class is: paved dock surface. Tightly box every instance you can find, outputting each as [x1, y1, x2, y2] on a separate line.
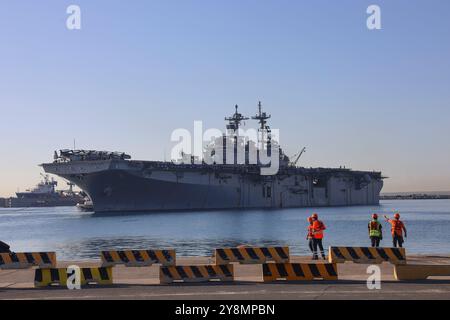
[1, 255, 450, 300]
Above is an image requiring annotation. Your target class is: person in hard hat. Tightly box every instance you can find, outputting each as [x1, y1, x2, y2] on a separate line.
[311, 213, 327, 260]
[306, 216, 314, 254]
[368, 213, 383, 247]
[384, 212, 407, 248]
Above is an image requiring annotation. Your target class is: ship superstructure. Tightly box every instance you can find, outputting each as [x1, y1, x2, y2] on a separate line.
[42, 104, 383, 212]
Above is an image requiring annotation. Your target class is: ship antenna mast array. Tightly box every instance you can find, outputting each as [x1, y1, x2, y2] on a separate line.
[252, 101, 272, 146]
[225, 104, 249, 132]
[251, 101, 271, 130]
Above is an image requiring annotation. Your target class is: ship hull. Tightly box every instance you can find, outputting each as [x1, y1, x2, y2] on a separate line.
[7, 197, 81, 208]
[42, 160, 383, 213]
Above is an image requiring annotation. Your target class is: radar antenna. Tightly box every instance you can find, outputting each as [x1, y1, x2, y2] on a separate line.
[225, 105, 249, 132]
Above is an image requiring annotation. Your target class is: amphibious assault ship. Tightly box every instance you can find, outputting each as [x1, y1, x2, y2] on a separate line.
[42, 104, 383, 213]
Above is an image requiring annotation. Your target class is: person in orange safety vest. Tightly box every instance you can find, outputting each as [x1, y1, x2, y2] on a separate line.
[384, 212, 407, 248]
[311, 213, 327, 260]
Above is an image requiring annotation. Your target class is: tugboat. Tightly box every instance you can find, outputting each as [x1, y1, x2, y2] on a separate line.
[76, 194, 94, 211]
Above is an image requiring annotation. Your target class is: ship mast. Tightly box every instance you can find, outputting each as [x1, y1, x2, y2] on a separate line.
[252, 101, 272, 143]
[250, 101, 274, 165]
[223, 105, 248, 165]
[225, 104, 249, 132]
[252, 101, 271, 131]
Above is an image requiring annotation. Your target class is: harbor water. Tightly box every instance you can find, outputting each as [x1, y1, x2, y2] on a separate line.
[1, 199, 450, 260]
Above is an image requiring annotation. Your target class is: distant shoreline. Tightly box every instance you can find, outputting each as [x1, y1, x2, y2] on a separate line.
[381, 192, 450, 200]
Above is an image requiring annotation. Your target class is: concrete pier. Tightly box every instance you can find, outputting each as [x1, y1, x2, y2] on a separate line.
[1, 255, 450, 300]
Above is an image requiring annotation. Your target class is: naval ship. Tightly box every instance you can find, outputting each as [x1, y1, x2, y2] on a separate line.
[42, 104, 383, 213]
[5, 175, 83, 208]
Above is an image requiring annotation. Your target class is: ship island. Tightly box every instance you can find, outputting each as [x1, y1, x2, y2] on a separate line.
[41, 103, 384, 213]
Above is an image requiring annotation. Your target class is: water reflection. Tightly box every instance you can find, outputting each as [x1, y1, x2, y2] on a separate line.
[1, 200, 450, 260]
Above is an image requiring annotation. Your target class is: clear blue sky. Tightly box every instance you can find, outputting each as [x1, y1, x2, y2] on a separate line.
[1, 0, 449, 196]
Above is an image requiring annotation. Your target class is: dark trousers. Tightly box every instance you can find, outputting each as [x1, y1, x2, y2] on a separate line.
[370, 236, 381, 247]
[308, 239, 314, 253]
[312, 238, 325, 258]
[393, 234, 404, 248]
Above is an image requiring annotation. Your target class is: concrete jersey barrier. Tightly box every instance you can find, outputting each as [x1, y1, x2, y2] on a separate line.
[101, 249, 176, 267]
[0, 252, 56, 269]
[394, 264, 450, 280]
[34, 267, 113, 287]
[214, 247, 290, 265]
[160, 265, 234, 283]
[329, 246, 406, 264]
[262, 263, 338, 282]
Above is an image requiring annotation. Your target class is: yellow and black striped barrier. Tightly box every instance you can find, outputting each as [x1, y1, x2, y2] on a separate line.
[0, 252, 56, 269]
[101, 249, 176, 267]
[34, 267, 113, 287]
[214, 247, 290, 265]
[328, 246, 406, 264]
[263, 262, 338, 282]
[160, 265, 234, 284]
